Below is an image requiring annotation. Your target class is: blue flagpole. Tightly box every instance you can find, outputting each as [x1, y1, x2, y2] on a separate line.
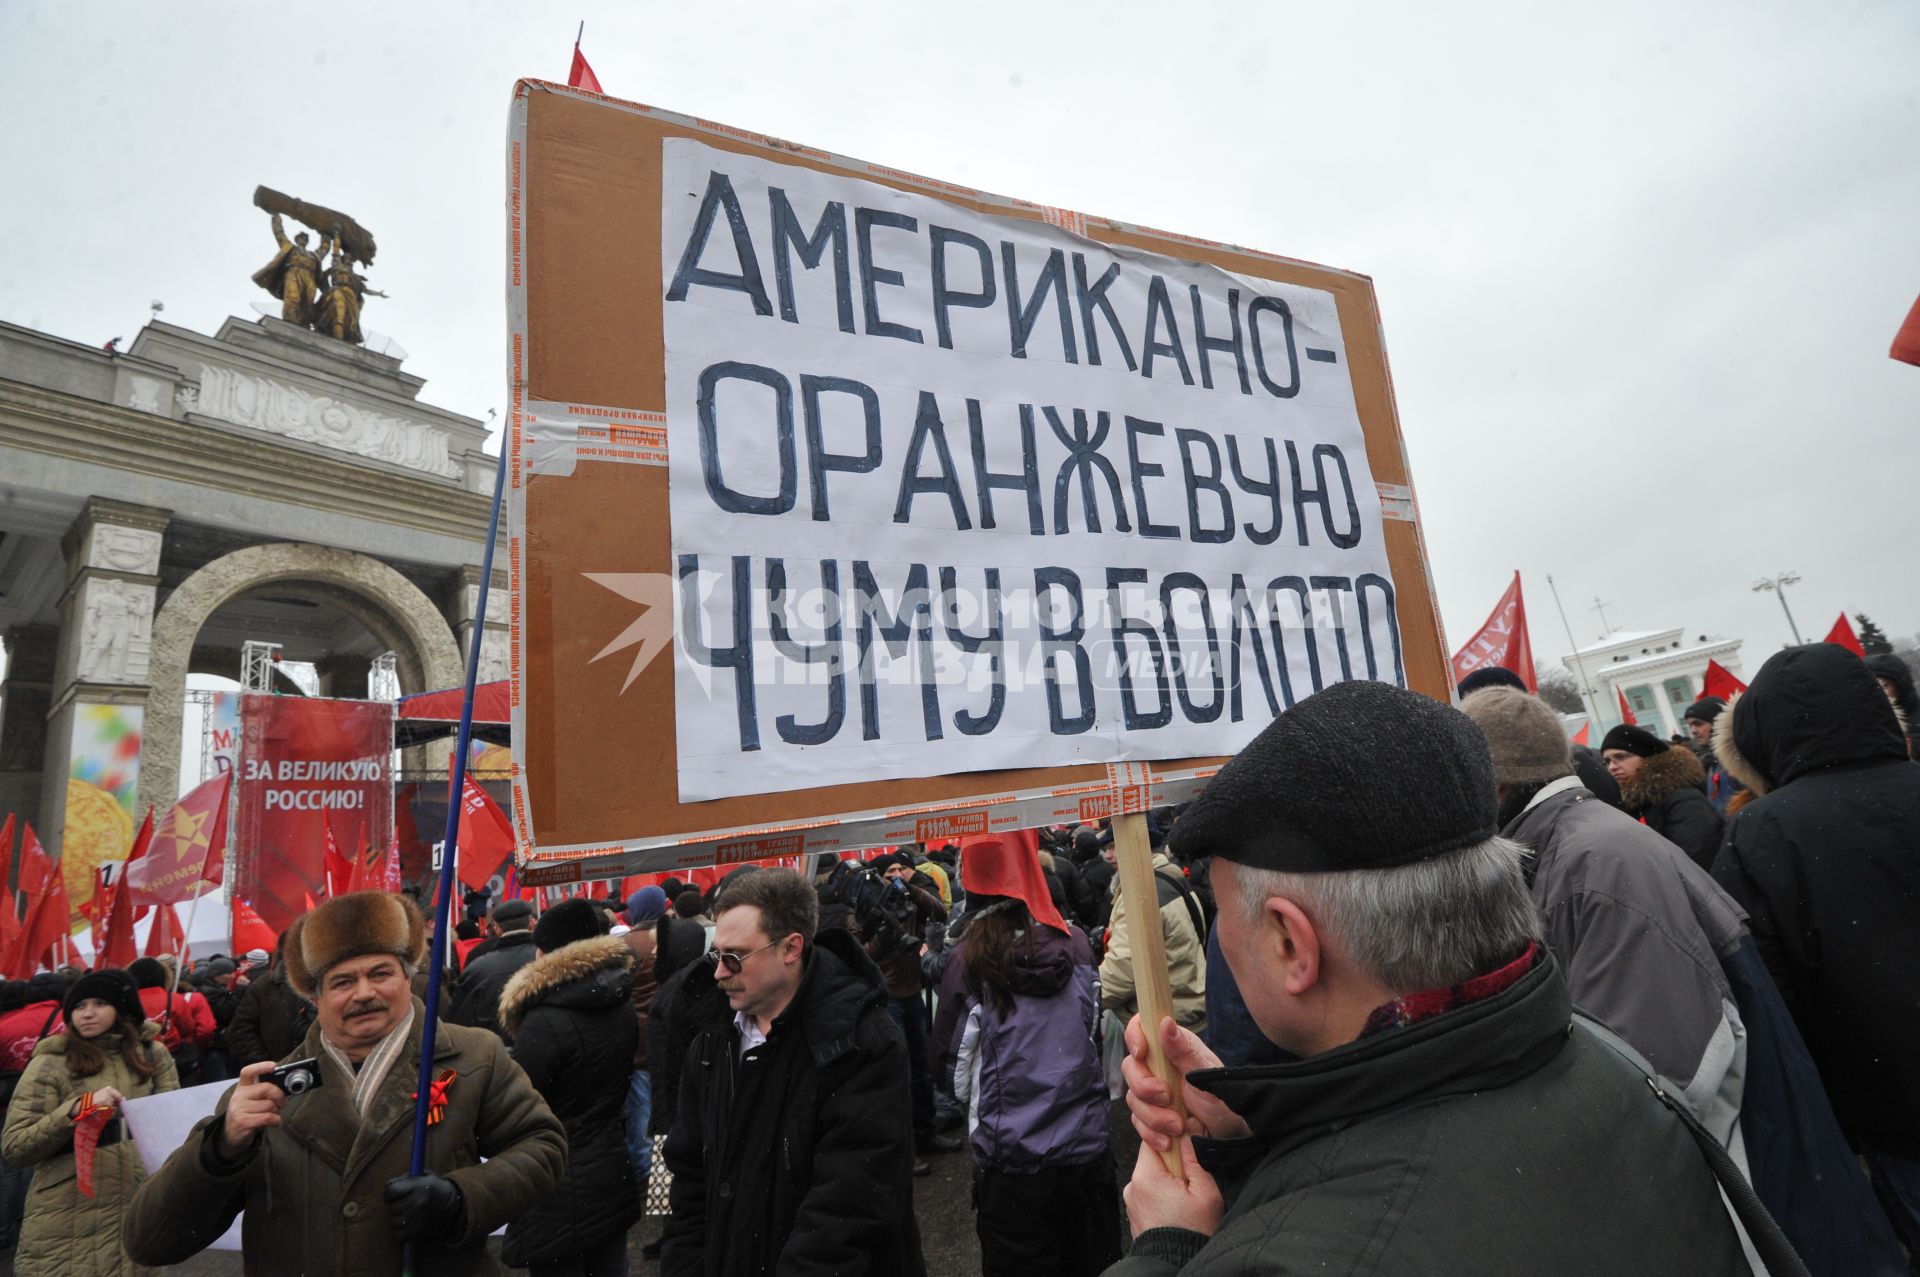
[403, 437, 509, 1274]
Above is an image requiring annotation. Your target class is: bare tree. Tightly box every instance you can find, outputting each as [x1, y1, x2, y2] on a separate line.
[1536, 665, 1585, 715]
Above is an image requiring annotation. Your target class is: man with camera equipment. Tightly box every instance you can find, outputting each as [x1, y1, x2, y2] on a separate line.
[123, 890, 568, 1274]
[662, 867, 926, 1275]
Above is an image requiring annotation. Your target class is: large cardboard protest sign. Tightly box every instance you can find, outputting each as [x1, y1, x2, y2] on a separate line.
[507, 81, 1449, 879]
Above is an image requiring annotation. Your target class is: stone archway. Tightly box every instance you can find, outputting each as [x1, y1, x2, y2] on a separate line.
[138, 543, 464, 815]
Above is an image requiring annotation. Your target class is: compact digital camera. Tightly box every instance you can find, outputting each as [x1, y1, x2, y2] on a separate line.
[266, 1058, 324, 1096]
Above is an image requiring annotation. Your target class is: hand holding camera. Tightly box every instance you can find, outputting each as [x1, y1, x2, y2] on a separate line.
[218, 1059, 300, 1157]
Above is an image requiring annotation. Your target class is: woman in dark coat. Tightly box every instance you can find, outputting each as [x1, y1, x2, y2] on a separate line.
[1600, 723, 1725, 871]
[497, 899, 640, 1276]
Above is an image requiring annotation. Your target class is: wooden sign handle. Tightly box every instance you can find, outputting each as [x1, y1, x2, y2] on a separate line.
[1112, 809, 1190, 1178]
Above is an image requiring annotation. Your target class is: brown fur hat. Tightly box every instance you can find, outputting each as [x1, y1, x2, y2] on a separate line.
[287, 891, 427, 997]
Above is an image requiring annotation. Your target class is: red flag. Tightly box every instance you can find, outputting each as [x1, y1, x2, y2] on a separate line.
[97, 865, 138, 970]
[85, 867, 109, 955]
[8, 826, 69, 977]
[143, 904, 184, 959]
[127, 774, 232, 907]
[567, 43, 603, 93]
[1616, 687, 1638, 727]
[1701, 659, 1748, 701]
[231, 899, 277, 956]
[1450, 572, 1537, 692]
[455, 777, 514, 893]
[381, 844, 404, 894]
[1572, 722, 1591, 747]
[0, 813, 14, 888]
[322, 813, 354, 898]
[1892, 294, 1920, 367]
[1824, 613, 1865, 657]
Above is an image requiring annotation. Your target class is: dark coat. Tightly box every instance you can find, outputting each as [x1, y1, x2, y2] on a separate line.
[123, 1003, 568, 1277]
[1106, 955, 1750, 1276]
[226, 965, 313, 1069]
[1621, 745, 1725, 871]
[1570, 743, 1624, 808]
[497, 935, 640, 1266]
[449, 929, 538, 1037]
[646, 916, 719, 1138]
[1506, 780, 1745, 1097]
[661, 928, 926, 1277]
[1712, 643, 1920, 1156]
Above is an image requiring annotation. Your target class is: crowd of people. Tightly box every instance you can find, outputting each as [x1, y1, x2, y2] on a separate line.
[0, 639, 1912, 1274]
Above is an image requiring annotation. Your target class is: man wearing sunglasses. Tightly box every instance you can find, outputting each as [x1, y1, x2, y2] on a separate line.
[660, 867, 926, 1276]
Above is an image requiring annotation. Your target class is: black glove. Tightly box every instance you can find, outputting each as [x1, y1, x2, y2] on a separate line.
[383, 1173, 466, 1245]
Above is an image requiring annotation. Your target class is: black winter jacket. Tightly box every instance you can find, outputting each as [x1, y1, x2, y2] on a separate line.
[226, 965, 313, 1069]
[1108, 955, 1750, 1276]
[661, 929, 926, 1277]
[449, 929, 538, 1037]
[1621, 745, 1724, 871]
[1713, 643, 1920, 1155]
[498, 935, 641, 1265]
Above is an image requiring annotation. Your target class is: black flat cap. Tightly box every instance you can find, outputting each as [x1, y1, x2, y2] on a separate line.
[491, 898, 534, 924]
[1172, 680, 1498, 873]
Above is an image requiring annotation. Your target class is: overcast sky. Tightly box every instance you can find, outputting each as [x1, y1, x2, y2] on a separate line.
[4, 1, 1916, 677]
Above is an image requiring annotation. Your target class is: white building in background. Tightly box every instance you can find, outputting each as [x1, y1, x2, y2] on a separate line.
[1562, 628, 1745, 740]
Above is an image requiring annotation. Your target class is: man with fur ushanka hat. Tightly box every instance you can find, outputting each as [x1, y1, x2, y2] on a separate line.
[124, 891, 566, 1276]
[1106, 680, 1759, 1277]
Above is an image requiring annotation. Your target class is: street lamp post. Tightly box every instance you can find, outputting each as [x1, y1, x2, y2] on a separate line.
[1752, 572, 1805, 645]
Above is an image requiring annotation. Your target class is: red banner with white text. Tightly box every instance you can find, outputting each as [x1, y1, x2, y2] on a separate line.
[234, 695, 394, 937]
[1450, 572, 1537, 692]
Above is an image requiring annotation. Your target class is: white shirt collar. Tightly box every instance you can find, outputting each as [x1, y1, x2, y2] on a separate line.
[734, 1008, 768, 1057]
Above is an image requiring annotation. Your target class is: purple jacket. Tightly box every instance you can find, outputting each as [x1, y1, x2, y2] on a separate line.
[932, 922, 1108, 1173]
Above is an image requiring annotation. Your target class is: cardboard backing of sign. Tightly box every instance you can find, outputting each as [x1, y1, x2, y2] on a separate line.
[506, 79, 1449, 883]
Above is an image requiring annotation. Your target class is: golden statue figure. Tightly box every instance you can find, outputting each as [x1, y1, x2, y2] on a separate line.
[312, 235, 388, 346]
[251, 213, 325, 326]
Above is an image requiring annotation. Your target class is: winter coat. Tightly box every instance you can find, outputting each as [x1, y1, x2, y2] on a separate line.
[497, 936, 640, 1266]
[1105, 954, 1750, 1276]
[1712, 643, 1920, 1156]
[931, 921, 1108, 1172]
[0, 1000, 67, 1074]
[226, 965, 313, 1069]
[137, 987, 215, 1053]
[661, 928, 926, 1277]
[620, 924, 659, 1069]
[448, 929, 539, 1037]
[1505, 778, 1748, 1128]
[122, 1000, 568, 1277]
[1620, 745, 1725, 871]
[1099, 853, 1206, 1031]
[2, 1023, 179, 1277]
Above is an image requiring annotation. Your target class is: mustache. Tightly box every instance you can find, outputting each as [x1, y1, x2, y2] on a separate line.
[345, 999, 386, 1017]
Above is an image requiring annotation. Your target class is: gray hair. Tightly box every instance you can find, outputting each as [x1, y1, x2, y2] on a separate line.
[1230, 836, 1542, 992]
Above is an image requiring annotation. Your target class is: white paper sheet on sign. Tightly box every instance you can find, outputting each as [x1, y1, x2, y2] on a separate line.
[661, 138, 1400, 802]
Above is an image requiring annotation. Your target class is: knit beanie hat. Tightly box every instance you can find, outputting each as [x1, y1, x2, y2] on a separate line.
[128, 957, 169, 990]
[1173, 680, 1498, 873]
[64, 968, 145, 1032]
[1599, 724, 1669, 757]
[626, 885, 669, 926]
[1460, 688, 1575, 786]
[1683, 697, 1726, 725]
[533, 898, 606, 953]
[1457, 666, 1529, 696]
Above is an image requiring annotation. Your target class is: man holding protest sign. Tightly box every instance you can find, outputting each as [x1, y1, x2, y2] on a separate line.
[1108, 681, 1769, 1275]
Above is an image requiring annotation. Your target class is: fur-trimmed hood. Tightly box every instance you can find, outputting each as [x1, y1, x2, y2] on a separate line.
[1618, 743, 1707, 812]
[1714, 644, 1909, 798]
[497, 934, 632, 1039]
